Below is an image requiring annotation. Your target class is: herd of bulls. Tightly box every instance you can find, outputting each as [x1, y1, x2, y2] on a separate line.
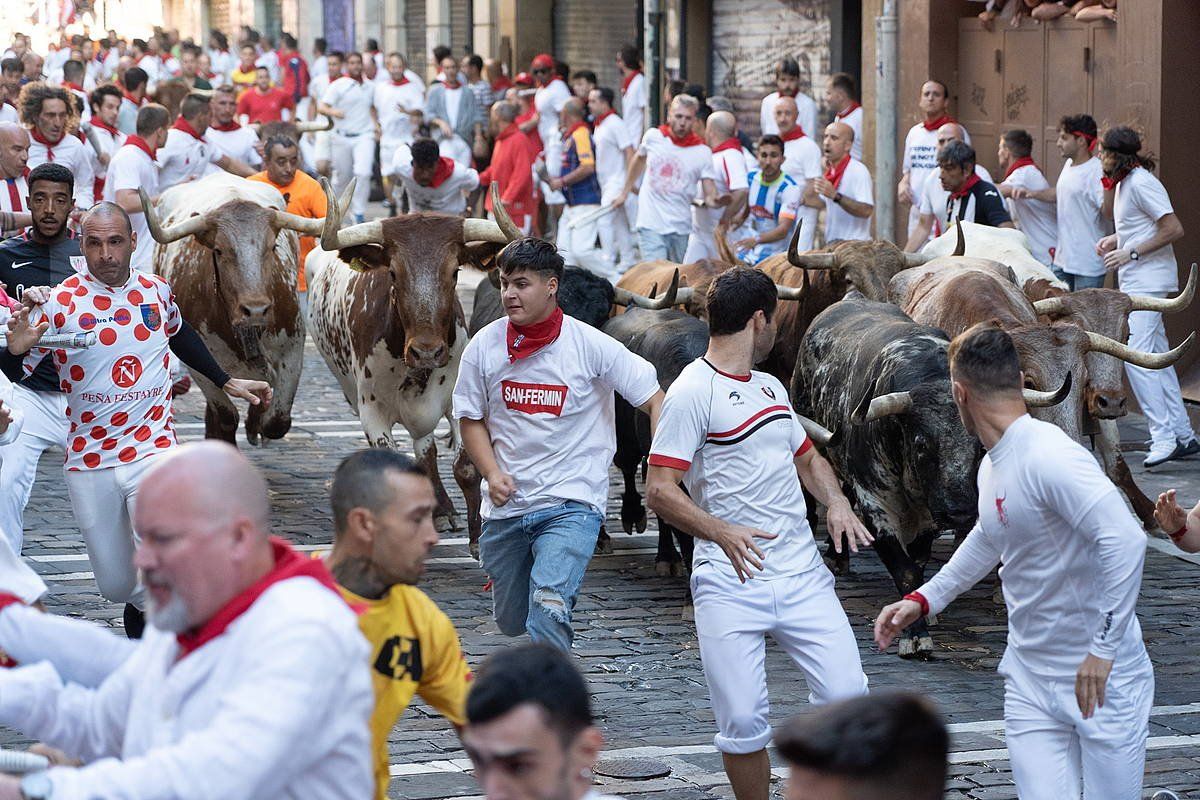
[140, 175, 1196, 659]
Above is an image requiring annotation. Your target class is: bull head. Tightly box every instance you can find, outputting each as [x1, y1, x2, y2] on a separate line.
[786, 219, 933, 271]
[852, 372, 1073, 425]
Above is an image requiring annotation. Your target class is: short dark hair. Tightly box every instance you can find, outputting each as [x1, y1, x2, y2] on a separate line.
[314, 37, 327, 54]
[410, 138, 440, 168]
[1102, 125, 1156, 172]
[432, 44, 451, 63]
[757, 134, 784, 154]
[466, 54, 484, 72]
[89, 83, 122, 114]
[775, 693, 948, 800]
[829, 71, 857, 99]
[925, 78, 949, 98]
[124, 66, 149, 92]
[497, 237, 564, 283]
[328, 50, 345, 63]
[28, 162, 74, 196]
[593, 86, 615, 108]
[776, 57, 800, 78]
[264, 133, 298, 159]
[179, 93, 211, 120]
[1058, 113, 1097, 140]
[618, 44, 641, 70]
[281, 33, 297, 50]
[62, 59, 85, 83]
[706, 267, 777, 337]
[466, 644, 593, 745]
[937, 139, 976, 170]
[1002, 129, 1033, 159]
[330, 449, 426, 534]
[344, 50, 363, 63]
[366, 38, 380, 52]
[571, 70, 597, 85]
[0, 57, 21, 77]
[948, 324, 1022, 395]
[136, 103, 171, 137]
[210, 30, 228, 50]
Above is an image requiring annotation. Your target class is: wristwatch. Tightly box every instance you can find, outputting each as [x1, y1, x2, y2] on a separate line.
[20, 772, 53, 800]
[1129, 248, 1140, 261]
[833, 192, 844, 205]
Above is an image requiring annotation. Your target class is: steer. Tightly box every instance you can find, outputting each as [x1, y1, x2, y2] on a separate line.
[920, 221, 1068, 299]
[793, 296, 1068, 657]
[142, 173, 324, 444]
[307, 180, 520, 531]
[615, 258, 731, 318]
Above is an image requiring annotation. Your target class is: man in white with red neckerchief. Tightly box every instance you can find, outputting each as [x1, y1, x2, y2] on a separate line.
[898, 79, 969, 240]
[0, 122, 32, 238]
[157, 94, 256, 188]
[83, 84, 125, 204]
[803, 121, 873, 243]
[824, 72, 864, 161]
[20, 82, 93, 211]
[204, 85, 263, 172]
[773, 96, 821, 252]
[997, 128, 1057, 268]
[453, 238, 663, 652]
[683, 110, 748, 262]
[1, 202, 271, 639]
[530, 53, 571, 219]
[646, 267, 871, 800]
[0, 441, 374, 800]
[102, 103, 168, 272]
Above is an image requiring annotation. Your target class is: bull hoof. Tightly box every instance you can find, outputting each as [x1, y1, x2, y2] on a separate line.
[926, 613, 939, 627]
[670, 561, 687, 577]
[435, 513, 460, 533]
[655, 560, 677, 577]
[681, 601, 695, 622]
[992, 581, 1004, 606]
[594, 536, 613, 555]
[822, 554, 851, 576]
[469, 539, 480, 561]
[916, 635, 935, 656]
[897, 638, 917, 658]
[636, 514, 647, 533]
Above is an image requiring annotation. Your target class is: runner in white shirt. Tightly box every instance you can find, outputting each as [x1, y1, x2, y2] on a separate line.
[899, 80, 970, 239]
[157, 96, 255, 189]
[684, 111, 748, 262]
[531, 54, 571, 208]
[906, 123, 994, 249]
[614, 95, 718, 263]
[997, 129, 1057, 267]
[804, 122, 873, 243]
[207, 31, 236, 84]
[375, 53, 425, 212]
[103, 104, 171, 272]
[390, 138, 479, 214]
[759, 58, 818, 142]
[824, 72, 864, 161]
[21, 83, 93, 211]
[0, 123, 30, 237]
[1096, 126, 1198, 468]
[318, 52, 378, 222]
[729, 136, 802, 265]
[84, 85, 125, 203]
[876, 325, 1154, 800]
[453, 238, 663, 652]
[647, 267, 870, 800]
[305, 51, 342, 176]
[587, 87, 636, 272]
[205, 86, 263, 173]
[617, 45, 647, 150]
[773, 96, 822, 252]
[256, 37, 281, 84]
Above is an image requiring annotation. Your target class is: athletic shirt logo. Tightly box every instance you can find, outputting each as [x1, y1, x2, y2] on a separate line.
[112, 354, 143, 388]
[501, 380, 568, 416]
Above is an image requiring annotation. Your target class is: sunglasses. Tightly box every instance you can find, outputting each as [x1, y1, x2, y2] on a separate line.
[532, 67, 550, 73]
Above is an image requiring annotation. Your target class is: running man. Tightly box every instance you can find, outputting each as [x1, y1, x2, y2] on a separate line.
[876, 325, 1154, 800]
[319, 51, 378, 223]
[646, 267, 872, 800]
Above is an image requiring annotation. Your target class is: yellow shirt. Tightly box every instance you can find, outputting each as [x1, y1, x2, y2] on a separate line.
[231, 67, 258, 98]
[339, 583, 472, 800]
[248, 169, 327, 290]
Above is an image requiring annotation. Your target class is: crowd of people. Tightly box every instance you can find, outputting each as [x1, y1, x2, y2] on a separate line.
[0, 19, 1193, 800]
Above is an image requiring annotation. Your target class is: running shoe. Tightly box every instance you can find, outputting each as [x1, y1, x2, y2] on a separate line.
[1145, 442, 1185, 468]
[1176, 437, 1200, 458]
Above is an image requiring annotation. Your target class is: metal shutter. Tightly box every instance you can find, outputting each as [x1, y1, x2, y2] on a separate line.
[321, 0, 355, 53]
[406, 0, 427, 68]
[553, 0, 638, 94]
[451, 0, 472, 55]
[711, 0, 831, 138]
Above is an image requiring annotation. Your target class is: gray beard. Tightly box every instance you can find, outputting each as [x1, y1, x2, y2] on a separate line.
[147, 591, 191, 633]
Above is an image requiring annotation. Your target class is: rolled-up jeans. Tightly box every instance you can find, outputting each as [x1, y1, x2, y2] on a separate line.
[1051, 266, 1106, 290]
[637, 228, 689, 263]
[479, 500, 602, 651]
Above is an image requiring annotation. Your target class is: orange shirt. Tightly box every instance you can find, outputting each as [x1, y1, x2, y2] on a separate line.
[248, 169, 327, 291]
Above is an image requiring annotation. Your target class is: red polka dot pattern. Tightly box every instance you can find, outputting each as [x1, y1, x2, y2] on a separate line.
[147, 405, 165, 421]
[98, 328, 117, 346]
[93, 295, 111, 311]
[56, 291, 71, 305]
[83, 453, 101, 468]
[154, 436, 173, 449]
[53, 313, 66, 328]
[118, 447, 138, 463]
[90, 426, 107, 440]
[111, 411, 128, 426]
[71, 437, 86, 452]
[81, 411, 95, 423]
[134, 426, 152, 442]
[134, 325, 150, 341]
[101, 438, 117, 451]
[69, 365, 85, 381]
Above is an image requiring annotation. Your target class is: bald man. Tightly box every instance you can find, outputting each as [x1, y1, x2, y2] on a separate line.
[684, 110, 749, 262]
[904, 122, 995, 251]
[803, 121, 873, 242]
[0, 122, 32, 236]
[0, 441, 374, 800]
[774, 96, 821, 251]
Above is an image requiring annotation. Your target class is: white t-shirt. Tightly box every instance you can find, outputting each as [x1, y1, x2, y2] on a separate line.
[1053, 157, 1106, 277]
[835, 104, 865, 161]
[205, 124, 262, 169]
[693, 146, 749, 232]
[390, 149, 480, 213]
[903, 122, 971, 204]
[440, 85, 464, 131]
[759, 91, 818, 142]
[452, 314, 659, 520]
[1000, 163, 1057, 267]
[256, 49, 280, 83]
[85, 124, 126, 203]
[374, 80, 425, 144]
[649, 358, 822, 580]
[323, 76, 376, 135]
[593, 112, 632, 192]
[0, 176, 28, 219]
[782, 133, 822, 185]
[534, 79, 572, 153]
[137, 54, 162, 90]
[157, 127, 224, 188]
[635, 128, 717, 235]
[103, 142, 160, 271]
[1114, 167, 1178, 293]
[823, 157, 873, 242]
[918, 163, 994, 239]
[620, 72, 647, 147]
[27, 134, 94, 210]
[438, 134, 472, 168]
[0, 104, 16, 124]
[919, 415, 1149, 680]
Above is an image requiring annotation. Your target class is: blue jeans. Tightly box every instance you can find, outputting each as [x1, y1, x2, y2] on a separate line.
[637, 228, 689, 262]
[479, 501, 603, 651]
[1052, 267, 1106, 290]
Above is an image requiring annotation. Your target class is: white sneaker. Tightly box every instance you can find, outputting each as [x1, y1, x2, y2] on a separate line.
[1145, 442, 1179, 468]
[1150, 791, 1181, 800]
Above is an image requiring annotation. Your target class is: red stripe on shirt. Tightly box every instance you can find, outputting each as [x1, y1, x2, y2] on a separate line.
[708, 405, 791, 439]
[794, 438, 813, 458]
[648, 454, 691, 471]
[5, 179, 21, 212]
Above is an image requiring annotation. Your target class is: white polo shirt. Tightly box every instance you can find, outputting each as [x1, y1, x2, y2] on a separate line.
[620, 72, 647, 148]
[534, 78, 572, 153]
[781, 133, 822, 185]
[592, 111, 632, 193]
[205, 123, 262, 169]
[374, 79, 425, 144]
[85, 123, 126, 203]
[452, 313, 659, 520]
[1114, 166, 1178, 293]
[1000, 163, 1057, 267]
[103, 139, 160, 271]
[1053, 157, 1106, 278]
[822, 157, 873, 242]
[157, 126, 224, 188]
[323, 76, 376, 135]
[635, 127, 717, 236]
[389, 148, 479, 214]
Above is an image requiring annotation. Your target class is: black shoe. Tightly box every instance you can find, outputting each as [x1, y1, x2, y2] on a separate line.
[1145, 442, 1188, 469]
[123, 603, 145, 639]
[1176, 438, 1200, 458]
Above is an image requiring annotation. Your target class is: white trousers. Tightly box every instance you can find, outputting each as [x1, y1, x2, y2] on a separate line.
[331, 133, 376, 217]
[1124, 301, 1194, 450]
[692, 563, 868, 754]
[0, 385, 68, 553]
[558, 204, 616, 280]
[63, 456, 159, 607]
[1002, 652, 1153, 800]
[683, 205, 723, 263]
[599, 182, 638, 272]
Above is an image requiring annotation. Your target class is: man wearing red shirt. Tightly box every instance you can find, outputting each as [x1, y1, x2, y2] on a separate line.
[236, 67, 295, 126]
[478, 101, 536, 234]
[276, 33, 310, 107]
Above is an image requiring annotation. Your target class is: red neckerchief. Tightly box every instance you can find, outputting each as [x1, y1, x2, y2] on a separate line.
[1101, 166, 1133, 192]
[175, 537, 349, 659]
[1003, 156, 1037, 182]
[390, 77, 409, 86]
[29, 127, 64, 152]
[209, 120, 241, 132]
[836, 101, 861, 120]
[779, 125, 805, 143]
[62, 81, 84, 93]
[428, 156, 456, 188]
[950, 172, 982, 200]
[442, 78, 461, 89]
[124, 134, 157, 158]
[824, 154, 851, 189]
[621, 69, 642, 93]
[1070, 130, 1097, 154]
[658, 124, 703, 148]
[593, 109, 616, 128]
[507, 306, 563, 362]
[90, 118, 120, 136]
[561, 120, 587, 142]
[922, 114, 955, 132]
[712, 137, 741, 154]
[171, 116, 204, 141]
[121, 90, 144, 107]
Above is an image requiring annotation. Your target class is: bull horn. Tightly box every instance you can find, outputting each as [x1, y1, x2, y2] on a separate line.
[139, 188, 210, 243]
[462, 218, 512, 244]
[613, 270, 683, 310]
[1086, 329, 1196, 369]
[714, 224, 746, 267]
[952, 222, 966, 257]
[776, 283, 804, 300]
[786, 220, 836, 269]
[319, 176, 384, 250]
[489, 182, 522, 241]
[1031, 295, 1068, 316]
[186, 88, 214, 98]
[293, 114, 334, 133]
[1129, 263, 1197, 313]
[796, 414, 836, 446]
[271, 209, 324, 236]
[902, 251, 934, 267]
[1023, 371, 1072, 407]
[851, 391, 913, 424]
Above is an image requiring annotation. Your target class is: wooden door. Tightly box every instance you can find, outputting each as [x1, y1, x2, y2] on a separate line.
[996, 25, 1044, 178]
[1041, 24, 1090, 183]
[957, 19, 1003, 173]
[1089, 23, 1121, 131]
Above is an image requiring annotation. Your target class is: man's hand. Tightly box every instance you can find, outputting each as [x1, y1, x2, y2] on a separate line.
[5, 305, 48, 355]
[1102, 248, 1133, 271]
[1095, 233, 1118, 257]
[825, 499, 874, 554]
[897, 174, 912, 205]
[812, 176, 837, 199]
[1075, 653, 1114, 719]
[548, 177, 563, 191]
[1155, 489, 1187, 533]
[486, 470, 515, 507]
[874, 598, 923, 651]
[610, 190, 628, 209]
[0, 400, 12, 437]
[733, 236, 757, 251]
[998, 182, 1013, 198]
[20, 286, 51, 307]
[710, 523, 777, 583]
[222, 378, 273, 406]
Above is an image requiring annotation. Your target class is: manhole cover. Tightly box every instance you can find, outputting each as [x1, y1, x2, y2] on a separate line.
[593, 757, 671, 780]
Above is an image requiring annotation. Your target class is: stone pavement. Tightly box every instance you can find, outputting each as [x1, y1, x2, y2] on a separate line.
[9, 272, 1200, 798]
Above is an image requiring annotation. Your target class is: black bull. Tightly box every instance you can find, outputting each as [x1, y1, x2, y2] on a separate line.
[792, 297, 983, 658]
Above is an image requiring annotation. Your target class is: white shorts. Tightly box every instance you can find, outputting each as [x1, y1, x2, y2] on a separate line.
[0, 385, 68, 552]
[1001, 651, 1153, 800]
[692, 563, 868, 754]
[314, 130, 332, 163]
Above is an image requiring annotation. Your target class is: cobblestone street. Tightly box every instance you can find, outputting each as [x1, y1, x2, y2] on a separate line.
[10, 273, 1200, 799]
